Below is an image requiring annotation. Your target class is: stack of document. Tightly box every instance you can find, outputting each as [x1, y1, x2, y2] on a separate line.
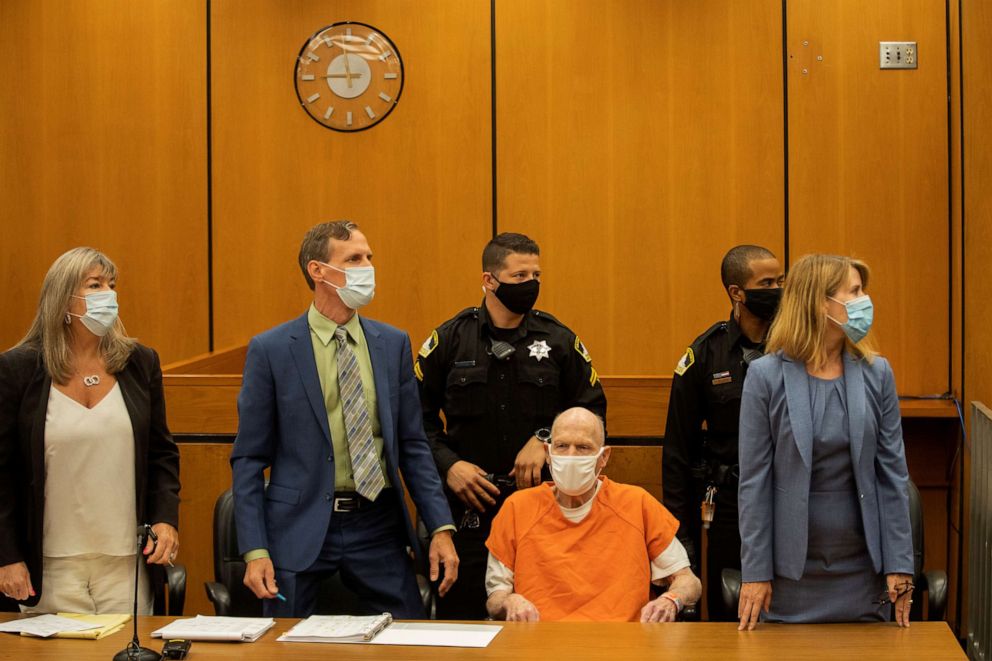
[277, 613, 393, 643]
[151, 615, 275, 642]
[0, 614, 119, 639]
[52, 613, 131, 639]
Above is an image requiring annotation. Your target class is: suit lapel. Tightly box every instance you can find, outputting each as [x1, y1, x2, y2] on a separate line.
[844, 353, 866, 470]
[361, 318, 393, 444]
[288, 314, 332, 444]
[782, 356, 813, 468]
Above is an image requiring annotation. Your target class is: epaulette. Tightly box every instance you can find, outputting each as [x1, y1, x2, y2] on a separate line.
[434, 306, 479, 332]
[529, 308, 566, 328]
[693, 320, 728, 347]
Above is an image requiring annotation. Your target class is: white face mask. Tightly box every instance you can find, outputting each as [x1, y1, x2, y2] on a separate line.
[68, 290, 119, 337]
[549, 447, 604, 496]
[319, 262, 375, 310]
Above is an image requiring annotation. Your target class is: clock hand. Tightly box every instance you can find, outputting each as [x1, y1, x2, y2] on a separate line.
[342, 48, 353, 89]
[321, 73, 363, 79]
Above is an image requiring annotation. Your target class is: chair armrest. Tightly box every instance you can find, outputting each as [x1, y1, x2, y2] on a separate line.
[920, 570, 948, 621]
[163, 564, 186, 616]
[204, 581, 232, 616]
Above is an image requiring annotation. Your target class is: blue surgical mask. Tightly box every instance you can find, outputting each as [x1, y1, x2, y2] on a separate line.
[827, 294, 874, 343]
[69, 290, 119, 337]
[319, 262, 375, 310]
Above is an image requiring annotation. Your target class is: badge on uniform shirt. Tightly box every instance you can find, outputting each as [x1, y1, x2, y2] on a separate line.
[418, 330, 439, 359]
[674, 348, 694, 376]
[711, 371, 732, 385]
[574, 337, 593, 363]
[528, 339, 551, 362]
[413, 360, 424, 381]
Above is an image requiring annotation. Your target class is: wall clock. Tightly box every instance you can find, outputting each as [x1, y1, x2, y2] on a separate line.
[294, 22, 403, 132]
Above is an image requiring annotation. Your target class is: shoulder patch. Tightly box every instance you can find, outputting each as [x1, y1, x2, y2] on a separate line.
[418, 330, 439, 359]
[674, 348, 695, 376]
[574, 337, 593, 363]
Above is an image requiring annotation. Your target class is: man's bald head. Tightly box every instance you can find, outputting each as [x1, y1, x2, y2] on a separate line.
[551, 407, 606, 449]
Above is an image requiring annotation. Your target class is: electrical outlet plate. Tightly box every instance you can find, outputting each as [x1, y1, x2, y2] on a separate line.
[880, 41, 918, 69]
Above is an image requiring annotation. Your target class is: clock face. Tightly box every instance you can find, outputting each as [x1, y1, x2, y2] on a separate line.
[294, 22, 404, 132]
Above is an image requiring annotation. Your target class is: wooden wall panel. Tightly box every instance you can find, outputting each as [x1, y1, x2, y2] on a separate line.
[495, 0, 785, 376]
[0, 0, 208, 363]
[210, 0, 492, 353]
[176, 444, 233, 617]
[962, 0, 992, 633]
[963, 0, 992, 413]
[787, 0, 949, 396]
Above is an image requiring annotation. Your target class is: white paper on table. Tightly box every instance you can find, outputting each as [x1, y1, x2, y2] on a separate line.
[276, 614, 391, 642]
[0, 614, 102, 638]
[151, 615, 275, 641]
[368, 623, 502, 648]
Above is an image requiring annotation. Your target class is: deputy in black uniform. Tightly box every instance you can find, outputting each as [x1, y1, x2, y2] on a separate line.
[416, 232, 606, 620]
[663, 244, 784, 621]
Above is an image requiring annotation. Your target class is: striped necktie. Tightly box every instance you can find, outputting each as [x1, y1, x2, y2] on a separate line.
[334, 326, 385, 501]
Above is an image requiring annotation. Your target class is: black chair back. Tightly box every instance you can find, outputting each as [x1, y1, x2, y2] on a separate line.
[720, 478, 947, 621]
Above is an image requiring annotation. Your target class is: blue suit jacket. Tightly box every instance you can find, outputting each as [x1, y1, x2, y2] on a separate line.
[230, 312, 453, 572]
[737, 351, 914, 582]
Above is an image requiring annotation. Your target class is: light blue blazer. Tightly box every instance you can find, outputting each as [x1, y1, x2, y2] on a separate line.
[737, 351, 914, 582]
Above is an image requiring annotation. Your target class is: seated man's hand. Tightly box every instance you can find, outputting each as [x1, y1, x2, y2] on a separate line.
[510, 436, 546, 489]
[504, 593, 540, 622]
[640, 594, 679, 623]
[447, 460, 500, 512]
[244, 557, 280, 600]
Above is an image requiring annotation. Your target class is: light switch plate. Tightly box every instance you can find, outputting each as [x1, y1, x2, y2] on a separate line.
[880, 42, 917, 69]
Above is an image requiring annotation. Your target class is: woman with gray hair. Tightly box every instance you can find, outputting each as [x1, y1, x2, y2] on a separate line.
[0, 247, 180, 614]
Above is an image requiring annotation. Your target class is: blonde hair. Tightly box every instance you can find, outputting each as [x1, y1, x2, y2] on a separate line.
[765, 254, 878, 371]
[17, 247, 136, 384]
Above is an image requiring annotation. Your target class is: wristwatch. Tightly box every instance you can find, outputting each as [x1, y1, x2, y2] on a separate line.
[535, 428, 552, 443]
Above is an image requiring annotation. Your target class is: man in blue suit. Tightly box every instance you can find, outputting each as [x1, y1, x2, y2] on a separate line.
[231, 220, 458, 618]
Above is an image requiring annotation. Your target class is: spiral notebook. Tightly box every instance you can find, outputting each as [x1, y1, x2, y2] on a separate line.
[277, 613, 393, 643]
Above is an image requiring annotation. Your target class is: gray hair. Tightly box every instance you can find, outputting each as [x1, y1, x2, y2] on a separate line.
[17, 247, 135, 383]
[298, 220, 360, 290]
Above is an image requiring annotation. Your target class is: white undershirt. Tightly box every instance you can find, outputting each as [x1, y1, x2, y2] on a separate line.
[43, 383, 137, 557]
[485, 484, 691, 596]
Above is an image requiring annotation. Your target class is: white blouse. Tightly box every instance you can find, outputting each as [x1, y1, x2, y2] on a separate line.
[43, 382, 137, 557]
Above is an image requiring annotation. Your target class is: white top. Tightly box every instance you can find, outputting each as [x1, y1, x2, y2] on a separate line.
[485, 484, 692, 596]
[44, 383, 137, 557]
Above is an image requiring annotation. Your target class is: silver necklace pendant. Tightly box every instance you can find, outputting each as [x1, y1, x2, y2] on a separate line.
[82, 375, 101, 387]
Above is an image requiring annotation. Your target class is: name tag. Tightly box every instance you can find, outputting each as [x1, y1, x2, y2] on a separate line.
[711, 371, 732, 385]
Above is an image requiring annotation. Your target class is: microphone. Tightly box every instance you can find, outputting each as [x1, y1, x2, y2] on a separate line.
[113, 524, 162, 661]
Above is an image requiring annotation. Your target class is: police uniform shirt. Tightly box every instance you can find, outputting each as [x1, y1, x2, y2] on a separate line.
[416, 301, 607, 478]
[662, 314, 762, 548]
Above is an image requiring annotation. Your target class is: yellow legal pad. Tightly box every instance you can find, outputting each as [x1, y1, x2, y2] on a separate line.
[27, 613, 131, 639]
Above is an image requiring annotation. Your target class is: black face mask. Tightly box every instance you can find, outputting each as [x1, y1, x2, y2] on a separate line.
[492, 277, 540, 315]
[742, 288, 782, 322]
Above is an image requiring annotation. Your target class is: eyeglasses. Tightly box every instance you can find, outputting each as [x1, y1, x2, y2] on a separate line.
[872, 581, 914, 606]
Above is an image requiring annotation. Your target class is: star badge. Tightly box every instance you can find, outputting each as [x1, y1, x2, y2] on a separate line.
[528, 340, 551, 362]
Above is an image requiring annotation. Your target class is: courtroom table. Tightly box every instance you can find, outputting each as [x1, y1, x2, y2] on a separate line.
[0, 616, 966, 660]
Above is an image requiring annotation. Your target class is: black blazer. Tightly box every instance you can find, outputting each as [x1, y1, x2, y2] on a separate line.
[0, 343, 180, 607]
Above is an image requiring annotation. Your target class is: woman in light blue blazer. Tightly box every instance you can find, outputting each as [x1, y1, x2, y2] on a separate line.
[737, 254, 914, 630]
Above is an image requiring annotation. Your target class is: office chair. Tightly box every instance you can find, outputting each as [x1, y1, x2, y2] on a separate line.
[205, 488, 433, 616]
[720, 478, 948, 621]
